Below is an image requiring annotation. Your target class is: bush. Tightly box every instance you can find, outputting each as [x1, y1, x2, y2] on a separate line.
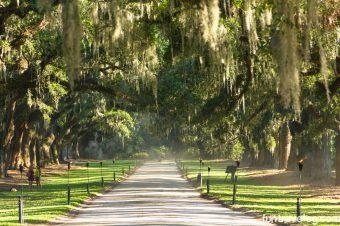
[153, 146, 165, 158]
[185, 147, 200, 158]
[230, 140, 244, 161]
[131, 152, 149, 160]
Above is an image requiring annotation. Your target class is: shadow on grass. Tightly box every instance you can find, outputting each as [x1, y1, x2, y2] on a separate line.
[0, 160, 137, 225]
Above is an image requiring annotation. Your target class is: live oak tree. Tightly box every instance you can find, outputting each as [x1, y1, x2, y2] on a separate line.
[0, 0, 339, 185]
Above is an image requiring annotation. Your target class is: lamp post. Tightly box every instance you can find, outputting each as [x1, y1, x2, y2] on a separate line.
[297, 159, 304, 223]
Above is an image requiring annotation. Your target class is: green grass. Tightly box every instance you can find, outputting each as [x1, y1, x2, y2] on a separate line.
[180, 160, 340, 226]
[0, 160, 138, 226]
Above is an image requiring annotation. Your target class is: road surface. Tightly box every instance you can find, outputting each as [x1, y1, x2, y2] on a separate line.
[53, 161, 272, 226]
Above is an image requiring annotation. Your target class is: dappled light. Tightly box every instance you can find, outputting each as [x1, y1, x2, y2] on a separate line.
[0, 0, 339, 225]
[52, 162, 270, 226]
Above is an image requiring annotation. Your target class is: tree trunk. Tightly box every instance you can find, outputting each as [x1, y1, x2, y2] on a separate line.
[6, 125, 24, 170]
[336, 133, 340, 186]
[255, 139, 274, 167]
[49, 132, 56, 164]
[241, 135, 252, 164]
[50, 133, 61, 164]
[241, 134, 256, 165]
[278, 122, 292, 170]
[21, 127, 32, 167]
[51, 139, 60, 165]
[241, 140, 252, 163]
[29, 137, 37, 167]
[41, 132, 54, 166]
[257, 141, 265, 166]
[273, 135, 280, 168]
[287, 139, 298, 170]
[311, 133, 331, 181]
[72, 136, 80, 159]
[321, 133, 331, 178]
[0, 100, 16, 178]
[264, 148, 274, 167]
[36, 137, 41, 168]
[300, 141, 312, 178]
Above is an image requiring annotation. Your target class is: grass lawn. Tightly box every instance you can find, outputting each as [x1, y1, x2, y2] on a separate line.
[0, 160, 138, 225]
[180, 160, 340, 226]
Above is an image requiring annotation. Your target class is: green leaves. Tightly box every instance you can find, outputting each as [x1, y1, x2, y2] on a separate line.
[0, 0, 338, 163]
[92, 110, 134, 138]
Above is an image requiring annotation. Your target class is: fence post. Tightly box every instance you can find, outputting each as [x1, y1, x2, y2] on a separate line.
[100, 162, 104, 187]
[198, 159, 203, 188]
[19, 164, 24, 195]
[297, 197, 301, 223]
[185, 168, 188, 177]
[18, 196, 24, 224]
[129, 165, 131, 173]
[86, 162, 90, 195]
[232, 161, 241, 205]
[297, 160, 304, 223]
[67, 186, 71, 205]
[232, 176, 237, 205]
[122, 168, 125, 175]
[112, 160, 115, 181]
[207, 166, 211, 194]
[67, 162, 71, 205]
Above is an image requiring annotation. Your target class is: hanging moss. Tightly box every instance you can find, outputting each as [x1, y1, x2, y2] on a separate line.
[272, 0, 301, 115]
[112, 1, 123, 41]
[319, 44, 330, 102]
[198, 0, 220, 50]
[62, 0, 81, 88]
[244, 0, 258, 54]
[260, 7, 272, 28]
[36, 0, 52, 12]
[89, 0, 160, 99]
[0, 61, 6, 81]
[303, 0, 318, 61]
[175, 0, 233, 86]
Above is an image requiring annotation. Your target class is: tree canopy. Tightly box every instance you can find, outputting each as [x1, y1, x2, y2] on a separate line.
[0, 0, 339, 184]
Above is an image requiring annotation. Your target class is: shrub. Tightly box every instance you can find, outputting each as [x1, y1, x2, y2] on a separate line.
[131, 152, 149, 160]
[230, 140, 244, 161]
[185, 147, 200, 158]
